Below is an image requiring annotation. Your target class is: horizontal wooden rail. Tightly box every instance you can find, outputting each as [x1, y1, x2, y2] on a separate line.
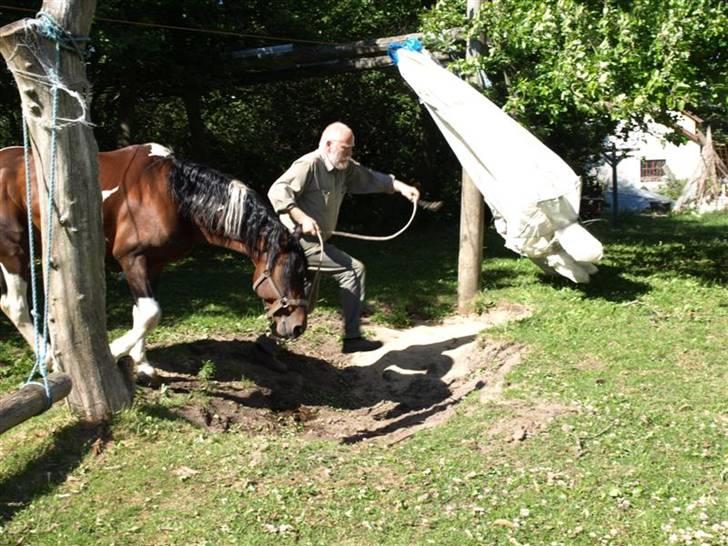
[0, 373, 72, 435]
[231, 32, 426, 70]
[230, 30, 455, 84]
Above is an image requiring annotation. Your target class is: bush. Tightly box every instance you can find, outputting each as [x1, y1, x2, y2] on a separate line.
[661, 174, 688, 201]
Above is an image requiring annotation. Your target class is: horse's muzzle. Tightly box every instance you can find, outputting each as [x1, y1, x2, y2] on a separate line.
[271, 311, 307, 339]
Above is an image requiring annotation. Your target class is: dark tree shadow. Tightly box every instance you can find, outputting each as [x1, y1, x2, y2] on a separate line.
[535, 264, 653, 303]
[104, 247, 262, 331]
[0, 421, 110, 523]
[590, 214, 727, 285]
[146, 334, 477, 438]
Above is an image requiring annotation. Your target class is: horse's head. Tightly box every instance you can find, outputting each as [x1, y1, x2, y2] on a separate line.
[252, 231, 308, 339]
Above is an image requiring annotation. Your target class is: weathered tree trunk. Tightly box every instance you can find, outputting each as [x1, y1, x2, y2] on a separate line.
[0, 0, 132, 421]
[457, 0, 485, 313]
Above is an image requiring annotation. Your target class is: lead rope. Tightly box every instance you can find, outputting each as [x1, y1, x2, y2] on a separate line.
[329, 199, 418, 241]
[308, 199, 418, 311]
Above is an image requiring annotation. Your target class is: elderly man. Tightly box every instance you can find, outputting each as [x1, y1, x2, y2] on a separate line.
[268, 122, 419, 353]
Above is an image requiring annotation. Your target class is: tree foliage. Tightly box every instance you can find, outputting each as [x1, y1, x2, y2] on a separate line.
[0, 1, 456, 227]
[2, 1, 723, 229]
[422, 0, 728, 169]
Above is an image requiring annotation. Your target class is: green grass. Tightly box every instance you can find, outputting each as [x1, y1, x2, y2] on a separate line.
[1, 212, 727, 545]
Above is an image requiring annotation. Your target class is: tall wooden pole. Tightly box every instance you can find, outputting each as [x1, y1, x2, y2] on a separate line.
[610, 143, 619, 224]
[0, 0, 132, 421]
[457, 0, 485, 314]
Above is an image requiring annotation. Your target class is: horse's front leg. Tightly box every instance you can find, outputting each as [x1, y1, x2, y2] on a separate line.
[0, 262, 55, 370]
[109, 255, 161, 381]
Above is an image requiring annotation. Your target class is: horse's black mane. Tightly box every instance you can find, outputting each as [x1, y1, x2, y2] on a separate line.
[168, 158, 305, 272]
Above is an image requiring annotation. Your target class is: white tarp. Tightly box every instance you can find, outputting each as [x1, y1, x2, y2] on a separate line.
[392, 46, 604, 283]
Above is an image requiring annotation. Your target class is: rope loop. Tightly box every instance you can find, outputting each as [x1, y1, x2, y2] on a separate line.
[329, 199, 418, 241]
[307, 199, 419, 311]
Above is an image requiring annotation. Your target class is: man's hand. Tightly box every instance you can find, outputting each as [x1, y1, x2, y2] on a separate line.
[299, 216, 320, 237]
[289, 206, 320, 236]
[393, 180, 420, 203]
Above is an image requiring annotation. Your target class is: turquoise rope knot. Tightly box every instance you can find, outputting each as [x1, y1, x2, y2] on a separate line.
[36, 10, 90, 59]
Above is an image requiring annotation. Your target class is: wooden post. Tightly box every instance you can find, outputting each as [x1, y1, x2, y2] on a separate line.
[0, 373, 72, 435]
[610, 143, 619, 223]
[601, 144, 634, 226]
[457, 0, 485, 314]
[0, 0, 132, 421]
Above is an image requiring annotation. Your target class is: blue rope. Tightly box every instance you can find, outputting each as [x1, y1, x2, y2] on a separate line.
[36, 11, 90, 57]
[22, 12, 77, 400]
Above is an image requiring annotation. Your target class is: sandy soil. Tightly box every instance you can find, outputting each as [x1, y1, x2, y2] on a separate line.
[143, 302, 574, 444]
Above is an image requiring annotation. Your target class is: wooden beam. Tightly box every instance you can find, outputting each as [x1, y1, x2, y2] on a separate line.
[0, 373, 72, 435]
[229, 31, 453, 85]
[237, 55, 398, 85]
[231, 32, 425, 70]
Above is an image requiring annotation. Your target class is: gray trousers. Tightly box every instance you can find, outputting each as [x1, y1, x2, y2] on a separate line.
[300, 239, 365, 340]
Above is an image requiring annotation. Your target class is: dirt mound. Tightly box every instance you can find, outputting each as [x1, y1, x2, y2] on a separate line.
[143, 302, 569, 444]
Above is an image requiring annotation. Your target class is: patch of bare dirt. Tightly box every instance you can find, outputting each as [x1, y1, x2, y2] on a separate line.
[482, 401, 578, 444]
[142, 302, 571, 444]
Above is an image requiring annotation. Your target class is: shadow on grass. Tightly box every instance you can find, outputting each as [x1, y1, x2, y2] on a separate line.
[0, 421, 110, 523]
[134, 402, 197, 425]
[149, 335, 467, 409]
[105, 247, 262, 331]
[145, 334, 476, 441]
[539, 264, 653, 303]
[479, 214, 725, 301]
[592, 214, 727, 285]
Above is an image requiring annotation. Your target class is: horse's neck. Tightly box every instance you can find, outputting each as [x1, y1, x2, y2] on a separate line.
[197, 226, 251, 257]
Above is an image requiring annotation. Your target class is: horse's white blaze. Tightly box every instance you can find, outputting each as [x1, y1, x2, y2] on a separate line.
[102, 186, 120, 202]
[148, 143, 172, 158]
[109, 297, 161, 376]
[223, 180, 249, 236]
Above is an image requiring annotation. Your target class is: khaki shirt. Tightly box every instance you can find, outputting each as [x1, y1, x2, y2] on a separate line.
[268, 149, 395, 241]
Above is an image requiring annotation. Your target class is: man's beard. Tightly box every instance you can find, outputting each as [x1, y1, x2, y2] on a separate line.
[327, 151, 350, 170]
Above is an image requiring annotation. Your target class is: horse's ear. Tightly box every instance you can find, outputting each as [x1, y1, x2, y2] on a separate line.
[292, 225, 303, 241]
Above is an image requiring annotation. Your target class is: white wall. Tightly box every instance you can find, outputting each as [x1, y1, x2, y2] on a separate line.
[593, 114, 702, 192]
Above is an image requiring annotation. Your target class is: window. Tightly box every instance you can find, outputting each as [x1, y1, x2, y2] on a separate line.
[641, 159, 666, 180]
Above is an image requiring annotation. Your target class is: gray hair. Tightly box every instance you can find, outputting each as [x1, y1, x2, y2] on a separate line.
[319, 122, 354, 149]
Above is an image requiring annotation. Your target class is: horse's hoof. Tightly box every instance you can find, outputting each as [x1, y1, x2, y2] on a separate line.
[135, 371, 162, 388]
[135, 363, 162, 388]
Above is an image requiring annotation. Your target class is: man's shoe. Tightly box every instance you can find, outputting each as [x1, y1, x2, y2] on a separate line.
[342, 337, 383, 354]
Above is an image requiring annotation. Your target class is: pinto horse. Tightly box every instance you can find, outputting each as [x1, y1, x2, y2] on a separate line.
[0, 143, 308, 379]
